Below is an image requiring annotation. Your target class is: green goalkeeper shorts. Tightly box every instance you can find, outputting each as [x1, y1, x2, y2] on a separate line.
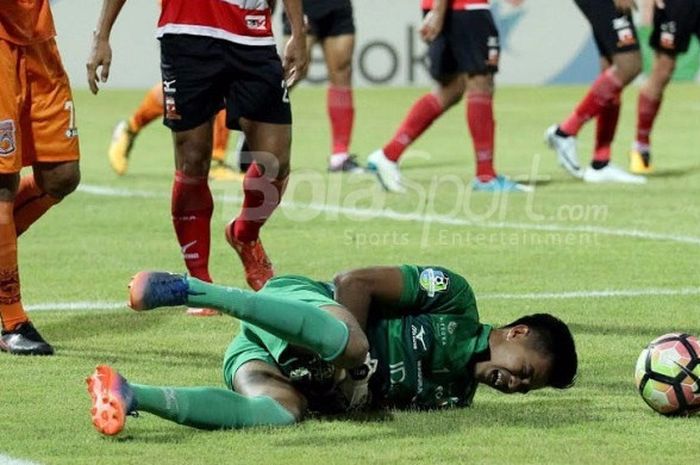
[222, 275, 339, 390]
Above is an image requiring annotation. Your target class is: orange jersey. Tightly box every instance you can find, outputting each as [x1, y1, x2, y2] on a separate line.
[0, 38, 80, 173]
[0, 0, 56, 46]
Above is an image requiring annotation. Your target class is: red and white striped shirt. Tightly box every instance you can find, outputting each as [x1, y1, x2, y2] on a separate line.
[421, 0, 490, 10]
[157, 0, 275, 46]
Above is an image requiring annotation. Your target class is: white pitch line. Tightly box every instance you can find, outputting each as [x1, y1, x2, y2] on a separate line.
[479, 287, 700, 300]
[24, 287, 700, 313]
[0, 455, 43, 465]
[25, 301, 126, 312]
[77, 184, 700, 247]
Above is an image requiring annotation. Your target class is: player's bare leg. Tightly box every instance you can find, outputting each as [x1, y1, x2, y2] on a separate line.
[2, 161, 78, 355]
[210, 110, 244, 181]
[86, 359, 300, 436]
[323, 34, 361, 173]
[227, 118, 290, 291]
[171, 119, 219, 316]
[233, 361, 307, 421]
[128, 273, 368, 368]
[549, 50, 644, 183]
[464, 74, 530, 192]
[582, 53, 646, 184]
[368, 74, 462, 193]
[109, 83, 164, 176]
[631, 52, 675, 174]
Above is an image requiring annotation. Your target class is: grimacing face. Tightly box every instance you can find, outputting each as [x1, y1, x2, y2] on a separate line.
[475, 325, 553, 394]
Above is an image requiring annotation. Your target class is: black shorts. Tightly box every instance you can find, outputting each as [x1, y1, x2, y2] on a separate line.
[427, 9, 500, 80]
[159, 34, 291, 132]
[575, 0, 640, 58]
[282, 0, 355, 39]
[650, 0, 700, 55]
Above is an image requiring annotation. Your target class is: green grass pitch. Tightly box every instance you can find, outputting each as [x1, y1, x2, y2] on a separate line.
[1, 84, 699, 465]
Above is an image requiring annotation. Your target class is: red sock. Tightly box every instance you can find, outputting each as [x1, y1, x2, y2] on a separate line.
[0, 201, 27, 331]
[171, 171, 213, 282]
[467, 91, 497, 181]
[383, 93, 443, 162]
[594, 97, 621, 163]
[327, 85, 354, 155]
[560, 68, 623, 136]
[13, 175, 61, 236]
[234, 163, 288, 243]
[129, 83, 164, 133]
[636, 92, 662, 147]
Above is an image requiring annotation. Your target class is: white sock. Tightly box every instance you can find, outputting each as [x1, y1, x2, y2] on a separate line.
[329, 152, 349, 169]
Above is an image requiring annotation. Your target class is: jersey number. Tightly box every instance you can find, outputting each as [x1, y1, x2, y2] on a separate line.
[64, 101, 78, 137]
[281, 80, 290, 104]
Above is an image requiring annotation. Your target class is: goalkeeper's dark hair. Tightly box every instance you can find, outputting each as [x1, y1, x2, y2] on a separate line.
[503, 313, 578, 389]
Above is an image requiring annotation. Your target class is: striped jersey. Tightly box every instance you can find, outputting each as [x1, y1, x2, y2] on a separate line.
[157, 0, 275, 46]
[421, 0, 490, 10]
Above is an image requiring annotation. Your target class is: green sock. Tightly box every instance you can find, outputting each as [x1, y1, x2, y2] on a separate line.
[186, 278, 349, 361]
[131, 384, 295, 430]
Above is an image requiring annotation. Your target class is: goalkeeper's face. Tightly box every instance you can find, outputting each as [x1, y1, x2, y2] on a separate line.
[475, 325, 553, 394]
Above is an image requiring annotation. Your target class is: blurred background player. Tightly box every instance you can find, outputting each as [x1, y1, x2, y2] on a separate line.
[88, 0, 308, 315]
[546, 0, 646, 184]
[108, 85, 241, 181]
[366, 0, 529, 194]
[0, 0, 81, 354]
[284, 0, 360, 172]
[629, 0, 700, 174]
[236, 0, 360, 173]
[86, 265, 577, 435]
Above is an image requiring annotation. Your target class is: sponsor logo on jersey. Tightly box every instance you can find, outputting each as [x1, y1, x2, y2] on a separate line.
[163, 79, 177, 94]
[486, 36, 500, 67]
[613, 17, 636, 47]
[0, 120, 17, 156]
[165, 96, 181, 121]
[419, 268, 450, 297]
[660, 22, 677, 50]
[245, 15, 267, 31]
[412, 324, 428, 351]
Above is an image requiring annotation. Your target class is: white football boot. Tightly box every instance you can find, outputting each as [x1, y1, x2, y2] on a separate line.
[367, 149, 406, 193]
[583, 163, 647, 184]
[545, 125, 583, 179]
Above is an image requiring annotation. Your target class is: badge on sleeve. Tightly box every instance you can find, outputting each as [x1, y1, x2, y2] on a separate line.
[419, 268, 450, 297]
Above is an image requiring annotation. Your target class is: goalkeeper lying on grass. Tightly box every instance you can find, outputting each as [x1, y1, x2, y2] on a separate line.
[87, 265, 578, 435]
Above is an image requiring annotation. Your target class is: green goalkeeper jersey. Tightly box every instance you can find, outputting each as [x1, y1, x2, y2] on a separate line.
[364, 265, 491, 410]
[272, 265, 492, 412]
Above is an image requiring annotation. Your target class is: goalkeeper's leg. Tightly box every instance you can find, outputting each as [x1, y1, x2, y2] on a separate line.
[129, 272, 369, 369]
[86, 361, 304, 435]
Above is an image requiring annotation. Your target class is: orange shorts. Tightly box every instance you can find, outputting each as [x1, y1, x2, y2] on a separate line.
[0, 37, 80, 174]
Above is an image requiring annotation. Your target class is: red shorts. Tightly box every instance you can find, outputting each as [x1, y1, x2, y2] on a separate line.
[0, 37, 80, 174]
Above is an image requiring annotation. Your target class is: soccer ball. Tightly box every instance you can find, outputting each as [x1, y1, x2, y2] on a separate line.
[635, 333, 700, 416]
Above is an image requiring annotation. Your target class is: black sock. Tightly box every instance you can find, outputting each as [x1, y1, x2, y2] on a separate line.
[591, 160, 609, 170]
[555, 127, 571, 138]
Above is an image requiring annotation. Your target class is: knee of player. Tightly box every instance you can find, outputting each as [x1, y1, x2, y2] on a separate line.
[616, 58, 642, 84]
[44, 166, 80, 198]
[263, 394, 306, 424]
[654, 56, 676, 82]
[329, 64, 352, 86]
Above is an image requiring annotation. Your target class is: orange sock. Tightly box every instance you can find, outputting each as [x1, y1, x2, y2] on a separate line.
[0, 201, 27, 331]
[212, 110, 230, 162]
[129, 82, 164, 133]
[13, 174, 61, 236]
